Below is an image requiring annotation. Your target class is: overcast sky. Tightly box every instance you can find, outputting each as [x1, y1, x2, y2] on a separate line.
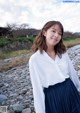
[0, 0, 80, 32]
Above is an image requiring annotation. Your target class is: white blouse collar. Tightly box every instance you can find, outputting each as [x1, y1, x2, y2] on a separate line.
[37, 50, 59, 63]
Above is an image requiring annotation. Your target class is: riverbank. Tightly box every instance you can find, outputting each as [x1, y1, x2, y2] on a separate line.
[0, 45, 80, 113]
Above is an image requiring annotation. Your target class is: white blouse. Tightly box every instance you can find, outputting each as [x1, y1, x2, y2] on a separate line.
[29, 50, 80, 113]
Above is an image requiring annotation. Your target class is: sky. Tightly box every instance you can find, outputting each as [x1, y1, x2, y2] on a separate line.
[0, 0, 80, 33]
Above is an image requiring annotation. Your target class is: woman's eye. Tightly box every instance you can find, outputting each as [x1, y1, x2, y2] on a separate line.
[52, 30, 55, 32]
[58, 33, 62, 35]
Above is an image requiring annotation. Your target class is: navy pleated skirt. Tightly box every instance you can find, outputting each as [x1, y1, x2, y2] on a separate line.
[43, 78, 80, 113]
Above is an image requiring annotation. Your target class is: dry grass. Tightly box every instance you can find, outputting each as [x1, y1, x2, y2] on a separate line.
[63, 38, 80, 48]
[0, 49, 30, 59]
[0, 51, 33, 71]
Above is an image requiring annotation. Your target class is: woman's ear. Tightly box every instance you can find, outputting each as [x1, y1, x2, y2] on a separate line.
[43, 31, 46, 37]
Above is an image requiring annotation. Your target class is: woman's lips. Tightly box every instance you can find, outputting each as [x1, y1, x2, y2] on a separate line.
[51, 38, 58, 41]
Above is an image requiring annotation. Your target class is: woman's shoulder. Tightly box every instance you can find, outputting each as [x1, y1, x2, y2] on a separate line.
[29, 50, 40, 63]
[62, 51, 69, 56]
[60, 51, 69, 60]
[61, 51, 70, 61]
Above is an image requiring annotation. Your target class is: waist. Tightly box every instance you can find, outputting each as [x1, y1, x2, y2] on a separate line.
[43, 77, 71, 89]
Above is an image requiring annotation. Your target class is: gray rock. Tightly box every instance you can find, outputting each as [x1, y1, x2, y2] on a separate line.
[78, 70, 80, 78]
[0, 83, 4, 87]
[12, 103, 24, 112]
[7, 109, 15, 113]
[0, 94, 7, 104]
[22, 108, 31, 113]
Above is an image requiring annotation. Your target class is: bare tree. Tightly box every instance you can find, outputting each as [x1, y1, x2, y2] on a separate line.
[6, 23, 19, 31]
[19, 23, 29, 29]
[6, 23, 30, 30]
[6, 23, 30, 38]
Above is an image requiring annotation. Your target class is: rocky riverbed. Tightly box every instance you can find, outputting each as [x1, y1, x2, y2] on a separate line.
[0, 45, 80, 113]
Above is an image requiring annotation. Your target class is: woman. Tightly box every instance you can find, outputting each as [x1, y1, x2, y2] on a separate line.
[29, 20, 80, 113]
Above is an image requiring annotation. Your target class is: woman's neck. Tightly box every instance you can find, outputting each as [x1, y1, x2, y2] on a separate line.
[46, 48, 56, 60]
[46, 46, 55, 53]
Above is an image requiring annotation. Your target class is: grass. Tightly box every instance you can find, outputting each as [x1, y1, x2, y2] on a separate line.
[63, 37, 80, 48]
[0, 49, 30, 59]
[0, 55, 31, 71]
[0, 50, 33, 71]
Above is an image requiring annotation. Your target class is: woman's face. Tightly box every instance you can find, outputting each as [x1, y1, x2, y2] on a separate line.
[44, 24, 62, 48]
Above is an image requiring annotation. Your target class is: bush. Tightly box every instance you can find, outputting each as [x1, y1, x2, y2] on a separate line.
[0, 36, 35, 47]
[0, 38, 13, 47]
[15, 37, 28, 42]
[27, 36, 35, 43]
[63, 37, 76, 41]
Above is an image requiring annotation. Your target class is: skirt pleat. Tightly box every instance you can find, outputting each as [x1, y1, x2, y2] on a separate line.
[43, 78, 80, 113]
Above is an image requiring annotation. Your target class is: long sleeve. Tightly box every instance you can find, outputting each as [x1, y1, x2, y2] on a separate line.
[29, 57, 45, 113]
[66, 53, 80, 93]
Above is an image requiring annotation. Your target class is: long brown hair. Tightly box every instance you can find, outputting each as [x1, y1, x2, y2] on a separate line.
[32, 21, 66, 55]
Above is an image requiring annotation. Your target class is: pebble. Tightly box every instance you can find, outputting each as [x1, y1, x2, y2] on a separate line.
[0, 45, 80, 113]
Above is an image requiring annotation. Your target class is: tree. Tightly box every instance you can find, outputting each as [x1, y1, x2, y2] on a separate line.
[19, 23, 29, 29]
[6, 23, 18, 31]
[6, 23, 30, 38]
[6, 23, 29, 30]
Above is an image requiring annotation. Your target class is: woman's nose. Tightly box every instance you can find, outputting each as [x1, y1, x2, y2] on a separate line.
[54, 32, 58, 38]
